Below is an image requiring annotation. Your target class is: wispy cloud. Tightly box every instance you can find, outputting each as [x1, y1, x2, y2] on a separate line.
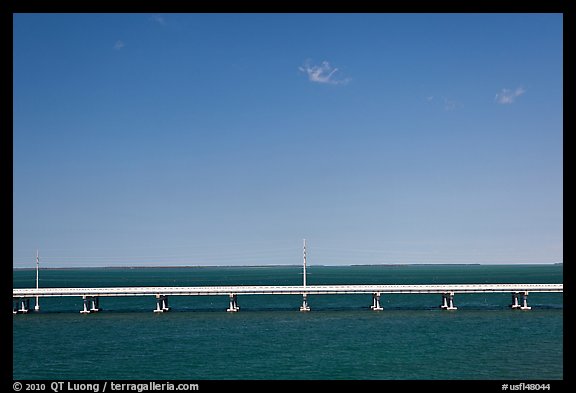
[113, 40, 125, 50]
[150, 14, 166, 26]
[495, 86, 526, 104]
[443, 97, 459, 111]
[425, 95, 461, 111]
[299, 60, 349, 85]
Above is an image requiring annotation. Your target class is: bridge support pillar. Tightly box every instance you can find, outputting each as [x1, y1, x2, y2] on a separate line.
[520, 291, 531, 310]
[154, 295, 170, 313]
[80, 296, 101, 314]
[80, 296, 90, 314]
[510, 292, 521, 309]
[299, 294, 310, 312]
[371, 292, 383, 311]
[90, 296, 101, 312]
[13, 298, 30, 314]
[227, 294, 239, 312]
[440, 292, 457, 310]
[20, 298, 30, 313]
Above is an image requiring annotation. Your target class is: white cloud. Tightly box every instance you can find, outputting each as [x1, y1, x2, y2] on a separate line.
[425, 95, 461, 111]
[299, 60, 349, 85]
[443, 97, 459, 111]
[150, 14, 166, 26]
[113, 40, 125, 50]
[495, 86, 526, 104]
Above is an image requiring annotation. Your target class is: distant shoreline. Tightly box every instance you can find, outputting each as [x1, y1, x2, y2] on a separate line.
[13, 263, 562, 270]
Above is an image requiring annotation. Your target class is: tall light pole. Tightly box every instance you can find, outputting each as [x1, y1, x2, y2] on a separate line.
[34, 249, 40, 311]
[300, 239, 310, 311]
[302, 239, 307, 288]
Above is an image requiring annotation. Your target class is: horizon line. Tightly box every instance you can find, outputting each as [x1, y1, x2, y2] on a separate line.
[13, 262, 563, 270]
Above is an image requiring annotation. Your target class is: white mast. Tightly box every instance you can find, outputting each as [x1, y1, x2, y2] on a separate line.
[34, 249, 40, 311]
[302, 239, 307, 288]
[299, 239, 310, 311]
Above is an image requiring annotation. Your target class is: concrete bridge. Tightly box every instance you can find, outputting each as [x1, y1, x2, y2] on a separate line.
[12, 283, 563, 314]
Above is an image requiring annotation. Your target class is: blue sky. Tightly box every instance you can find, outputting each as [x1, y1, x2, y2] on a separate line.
[13, 13, 563, 267]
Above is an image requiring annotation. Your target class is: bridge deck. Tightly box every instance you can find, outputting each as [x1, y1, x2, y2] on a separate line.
[13, 283, 563, 298]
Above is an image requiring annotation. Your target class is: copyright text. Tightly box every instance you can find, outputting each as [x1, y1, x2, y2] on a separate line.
[12, 382, 199, 393]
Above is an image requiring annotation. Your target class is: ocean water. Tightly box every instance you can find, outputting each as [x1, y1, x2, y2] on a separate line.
[13, 265, 563, 380]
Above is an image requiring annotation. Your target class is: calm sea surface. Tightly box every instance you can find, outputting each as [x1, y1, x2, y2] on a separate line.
[13, 265, 563, 380]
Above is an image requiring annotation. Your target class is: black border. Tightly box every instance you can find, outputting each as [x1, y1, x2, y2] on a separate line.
[7, 0, 571, 391]
[7, 0, 569, 13]
[5, 380, 572, 391]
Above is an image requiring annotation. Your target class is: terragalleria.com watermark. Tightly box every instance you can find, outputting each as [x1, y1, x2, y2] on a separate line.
[13, 382, 199, 393]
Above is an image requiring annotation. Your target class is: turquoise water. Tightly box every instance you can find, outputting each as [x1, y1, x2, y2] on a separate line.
[13, 265, 563, 380]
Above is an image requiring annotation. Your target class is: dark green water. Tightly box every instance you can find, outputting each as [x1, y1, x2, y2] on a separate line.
[13, 265, 563, 380]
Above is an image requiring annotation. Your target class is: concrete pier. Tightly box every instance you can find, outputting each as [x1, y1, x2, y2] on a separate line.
[510, 292, 521, 309]
[13, 298, 30, 314]
[90, 296, 101, 312]
[80, 296, 101, 314]
[520, 291, 531, 310]
[371, 292, 383, 311]
[154, 295, 170, 313]
[80, 296, 90, 314]
[299, 294, 310, 312]
[440, 292, 457, 310]
[510, 291, 531, 310]
[227, 294, 239, 312]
